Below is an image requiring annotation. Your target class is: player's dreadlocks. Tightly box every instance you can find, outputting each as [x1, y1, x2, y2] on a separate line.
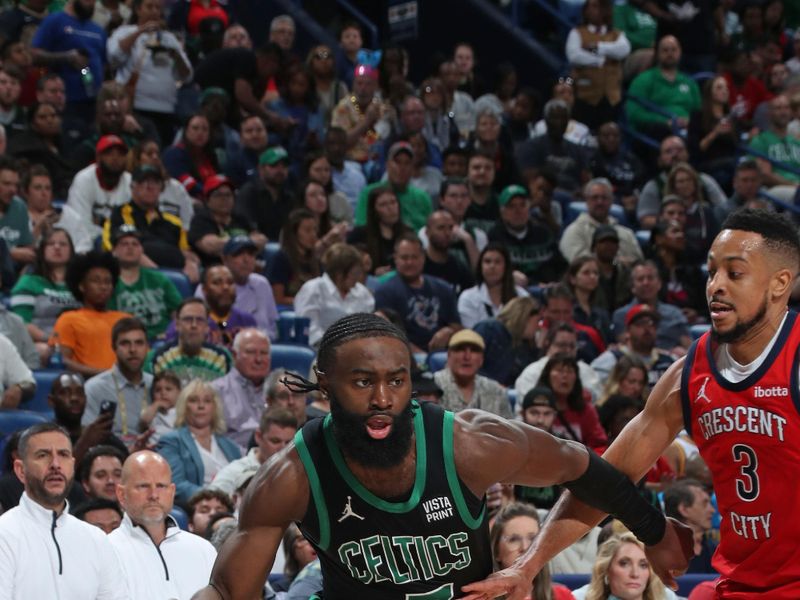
[281, 313, 411, 393]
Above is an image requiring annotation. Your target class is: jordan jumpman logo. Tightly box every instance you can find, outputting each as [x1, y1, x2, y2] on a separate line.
[696, 376, 711, 404]
[338, 496, 365, 522]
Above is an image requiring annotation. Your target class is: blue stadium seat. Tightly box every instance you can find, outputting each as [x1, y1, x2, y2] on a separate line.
[0, 409, 50, 438]
[427, 351, 447, 373]
[170, 506, 189, 530]
[553, 574, 590, 590]
[507, 389, 517, 412]
[635, 229, 651, 250]
[21, 370, 62, 414]
[159, 269, 193, 299]
[271, 344, 315, 377]
[262, 242, 281, 270]
[691, 324, 711, 340]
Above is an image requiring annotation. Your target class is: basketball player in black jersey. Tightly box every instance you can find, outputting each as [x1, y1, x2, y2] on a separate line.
[193, 314, 691, 600]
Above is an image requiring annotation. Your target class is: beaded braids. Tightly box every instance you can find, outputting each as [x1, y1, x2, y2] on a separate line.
[281, 313, 411, 394]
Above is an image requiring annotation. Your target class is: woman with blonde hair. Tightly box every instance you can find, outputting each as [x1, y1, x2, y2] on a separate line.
[473, 295, 541, 386]
[156, 379, 241, 504]
[490, 502, 574, 600]
[663, 162, 718, 263]
[584, 532, 665, 600]
[597, 354, 648, 406]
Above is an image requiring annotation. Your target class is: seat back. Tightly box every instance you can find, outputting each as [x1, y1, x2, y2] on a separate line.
[22, 370, 62, 414]
[159, 269, 194, 299]
[271, 344, 316, 378]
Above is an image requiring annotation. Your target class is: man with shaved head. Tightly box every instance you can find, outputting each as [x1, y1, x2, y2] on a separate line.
[110, 450, 217, 599]
[467, 209, 800, 598]
[0, 423, 127, 599]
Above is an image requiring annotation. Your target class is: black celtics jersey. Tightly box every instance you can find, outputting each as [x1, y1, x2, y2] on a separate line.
[293, 400, 493, 599]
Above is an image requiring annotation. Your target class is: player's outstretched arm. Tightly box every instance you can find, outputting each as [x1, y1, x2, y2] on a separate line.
[192, 447, 310, 600]
[459, 357, 693, 600]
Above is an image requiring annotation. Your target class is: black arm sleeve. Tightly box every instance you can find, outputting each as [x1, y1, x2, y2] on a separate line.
[564, 450, 666, 546]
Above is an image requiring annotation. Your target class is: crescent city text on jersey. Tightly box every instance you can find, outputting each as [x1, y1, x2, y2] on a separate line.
[697, 403, 787, 442]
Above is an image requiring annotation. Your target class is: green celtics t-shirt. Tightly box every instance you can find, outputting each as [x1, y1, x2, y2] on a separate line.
[0, 197, 33, 249]
[748, 131, 800, 184]
[10, 274, 80, 334]
[110, 268, 183, 339]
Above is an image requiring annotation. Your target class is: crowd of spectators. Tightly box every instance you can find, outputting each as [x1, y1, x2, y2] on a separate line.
[0, 0, 796, 597]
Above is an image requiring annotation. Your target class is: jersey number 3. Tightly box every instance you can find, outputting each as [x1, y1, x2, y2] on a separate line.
[732, 444, 759, 502]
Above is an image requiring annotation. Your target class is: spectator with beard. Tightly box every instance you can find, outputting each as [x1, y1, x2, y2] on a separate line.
[0, 424, 127, 599]
[31, 0, 107, 125]
[464, 150, 501, 235]
[167, 264, 256, 349]
[109, 226, 183, 339]
[197, 236, 278, 337]
[191, 313, 684, 600]
[72, 95, 147, 170]
[52, 250, 132, 376]
[83, 317, 152, 442]
[110, 451, 217, 597]
[65, 134, 131, 246]
[236, 146, 294, 241]
[76, 444, 125, 502]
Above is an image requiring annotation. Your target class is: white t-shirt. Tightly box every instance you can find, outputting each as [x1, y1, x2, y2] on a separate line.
[715, 312, 787, 383]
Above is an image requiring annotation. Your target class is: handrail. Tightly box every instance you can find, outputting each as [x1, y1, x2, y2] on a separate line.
[626, 93, 679, 122]
[758, 190, 800, 216]
[738, 144, 800, 179]
[334, 0, 379, 49]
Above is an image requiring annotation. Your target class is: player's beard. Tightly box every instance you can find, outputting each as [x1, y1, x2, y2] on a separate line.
[711, 293, 768, 344]
[330, 396, 415, 469]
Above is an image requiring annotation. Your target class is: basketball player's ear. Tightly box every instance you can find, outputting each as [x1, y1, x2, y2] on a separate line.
[770, 267, 794, 299]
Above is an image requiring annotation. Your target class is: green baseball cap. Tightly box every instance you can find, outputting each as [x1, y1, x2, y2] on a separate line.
[259, 146, 289, 166]
[498, 184, 528, 207]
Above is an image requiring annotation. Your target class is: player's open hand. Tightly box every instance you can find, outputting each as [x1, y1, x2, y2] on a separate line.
[645, 517, 695, 590]
[459, 566, 532, 600]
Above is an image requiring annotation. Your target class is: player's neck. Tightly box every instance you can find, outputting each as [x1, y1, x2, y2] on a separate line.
[726, 309, 787, 365]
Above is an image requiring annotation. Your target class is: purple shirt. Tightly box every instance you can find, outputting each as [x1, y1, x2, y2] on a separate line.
[164, 308, 257, 349]
[196, 273, 278, 339]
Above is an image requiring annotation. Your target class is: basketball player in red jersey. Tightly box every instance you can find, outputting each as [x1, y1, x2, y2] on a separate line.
[463, 208, 800, 600]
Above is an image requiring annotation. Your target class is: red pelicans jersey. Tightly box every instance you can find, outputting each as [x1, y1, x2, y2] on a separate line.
[681, 311, 800, 598]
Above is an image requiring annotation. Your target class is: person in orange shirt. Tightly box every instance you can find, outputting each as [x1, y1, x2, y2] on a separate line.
[51, 250, 131, 376]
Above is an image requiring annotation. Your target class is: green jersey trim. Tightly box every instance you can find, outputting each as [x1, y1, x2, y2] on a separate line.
[322, 402, 427, 513]
[442, 411, 485, 529]
[294, 428, 331, 551]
